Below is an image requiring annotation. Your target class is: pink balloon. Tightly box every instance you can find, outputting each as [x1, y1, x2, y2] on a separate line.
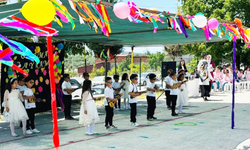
[35, 69, 39, 75]
[43, 70, 47, 76]
[46, 79, 49, 85]
[113, 2, 130, 19]
[35, 80, 39, 85]
[208, 18, 219, 29]
[39, 86, 43, 92]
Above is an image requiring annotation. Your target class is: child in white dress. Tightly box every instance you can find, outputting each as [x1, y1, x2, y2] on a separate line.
[177, 73, 188, 113]
[3, 78, 29, 137]
[121, 73, 130, 109]
[79, 80, 100, 135]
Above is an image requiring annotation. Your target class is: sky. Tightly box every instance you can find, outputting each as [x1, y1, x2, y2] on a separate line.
[7, 0, 181, 54]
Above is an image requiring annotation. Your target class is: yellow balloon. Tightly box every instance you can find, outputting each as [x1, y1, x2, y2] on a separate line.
[21, 0, 56, 26]
[40, 77, 43, 82]
[35, 46, 41, 53]
[32, 88, 36, 93]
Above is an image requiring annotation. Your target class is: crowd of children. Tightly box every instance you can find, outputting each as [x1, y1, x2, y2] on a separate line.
[211, 64, 250, 92]
[2, 76, 40, 137]
[2, 70, 189, 137]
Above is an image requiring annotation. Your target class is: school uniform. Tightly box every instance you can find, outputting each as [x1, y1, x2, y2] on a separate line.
[24, 88, 36, 130]
[62, 81, 72, 118]
[146, 82, 157, 119]
[112, 82, 121, 109]
[129, 83, 138, 123]
[164, 76, 171, 107]
[104, 87, 114, 127]
[17, 85, 27, 93]
[169, 79, 179, 115]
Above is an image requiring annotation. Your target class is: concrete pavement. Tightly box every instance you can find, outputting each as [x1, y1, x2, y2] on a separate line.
[0, 91, 250, 150]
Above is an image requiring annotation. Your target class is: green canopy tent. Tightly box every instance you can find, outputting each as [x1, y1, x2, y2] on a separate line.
[0, 1, 229, 46]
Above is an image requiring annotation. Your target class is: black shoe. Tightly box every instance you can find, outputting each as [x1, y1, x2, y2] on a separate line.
[172, 113, 178, 116]
[65, 116, 74, 120]
[205, 97, 208, 101]
[105, 125, 110, 130]
[152, 117, 157, 119]
[167, 106, 172, 110]
[147, 118, 153, 121]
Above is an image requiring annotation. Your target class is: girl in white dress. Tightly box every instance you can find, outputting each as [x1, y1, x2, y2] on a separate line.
[177, 73, 188, 113]
[3, 78, 29, 137]
[121, 73, 130, 109]
[79, 80, 100, 135]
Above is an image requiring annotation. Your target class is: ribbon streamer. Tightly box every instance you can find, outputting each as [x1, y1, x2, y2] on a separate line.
[178, 17, 189, 38]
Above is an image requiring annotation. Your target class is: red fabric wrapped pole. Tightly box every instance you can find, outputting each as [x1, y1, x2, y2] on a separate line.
[46, 23, 60, 149]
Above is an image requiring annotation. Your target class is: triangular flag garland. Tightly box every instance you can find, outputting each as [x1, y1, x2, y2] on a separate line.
[96, 48, 115, 59]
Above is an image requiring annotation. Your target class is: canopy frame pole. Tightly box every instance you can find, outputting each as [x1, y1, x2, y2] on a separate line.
[130, 46, 134, 75]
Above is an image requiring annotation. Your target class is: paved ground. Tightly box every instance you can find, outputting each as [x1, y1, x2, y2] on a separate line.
[0, 90, 250, 150]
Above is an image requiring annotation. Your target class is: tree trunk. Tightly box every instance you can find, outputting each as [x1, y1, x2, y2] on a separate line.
[236, 55, 240, 69]
[105, 58, 108, 79]
[115, 57, 117, 75]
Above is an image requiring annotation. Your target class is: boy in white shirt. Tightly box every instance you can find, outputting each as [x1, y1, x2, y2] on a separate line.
[61, 74, 74, 120]
[128, 74, 141, 126]
[17, 76, 27, 94]
[23, 77, 40, 135]
[168, 72, 181, 116]
[165, 69, 173, 109]
[146, 74, 159, 121]
[104, 77, 118, 130]
[112, 75, 122, 111]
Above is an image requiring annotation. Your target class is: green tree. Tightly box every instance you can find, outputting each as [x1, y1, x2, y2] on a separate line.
[178, 0, 250, 68]
[148, 52, 165, 71]
[164, 45, 184, 61]
[87, 43, 123, 78]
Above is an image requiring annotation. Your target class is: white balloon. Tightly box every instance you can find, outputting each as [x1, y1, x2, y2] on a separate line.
[192, 15, 207, 28]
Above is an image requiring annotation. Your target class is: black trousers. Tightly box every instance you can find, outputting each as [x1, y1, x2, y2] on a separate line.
[165, 90, 171, 107]
[130, 103, 137, 123]
[147, 96, 156, 118]
[105, 106, 114, 126]
[208, 81, 212, 93]
[200, 85, 210, 97]
[169, 95, 177, 114]
[63, 95, 72, 118]
[114, 98, 121, 108]
[26, 108, 35, 130]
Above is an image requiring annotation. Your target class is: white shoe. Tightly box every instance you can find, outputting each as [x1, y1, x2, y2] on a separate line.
[86, 132, 94, 135]
[110, 125, 117, 129]
[115, 108, 120, 111]
[31, 128, 40, 133]
[91, 131, 98, 134]
[11, 133, 18, 137]
[131, 122, 139, 127]
[26, 130, 33, 135]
